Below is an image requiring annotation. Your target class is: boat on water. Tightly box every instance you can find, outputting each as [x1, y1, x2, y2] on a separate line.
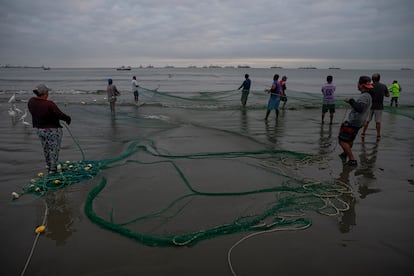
[400, 67, 412, 70]
[328, 66, 341, 70]
[116, 66, 131, 71]
[42, 65, 51, 70]
[237, 65, 250, 68]
[270, 65, 283, 69]
[298, 66, 317, 69]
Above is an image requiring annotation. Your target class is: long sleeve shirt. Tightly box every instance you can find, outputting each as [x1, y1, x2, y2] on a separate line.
[28, 97, 71, 128]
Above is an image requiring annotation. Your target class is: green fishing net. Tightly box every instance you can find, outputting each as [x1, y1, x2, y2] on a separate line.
[20, 87, 409, 247]
[19, 138, 351, 247]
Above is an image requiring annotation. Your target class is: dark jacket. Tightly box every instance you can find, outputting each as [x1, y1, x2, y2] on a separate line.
[28, 97, 71, 128]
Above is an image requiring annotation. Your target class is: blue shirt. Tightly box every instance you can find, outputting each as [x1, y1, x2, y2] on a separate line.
[240, 79, 251, 91]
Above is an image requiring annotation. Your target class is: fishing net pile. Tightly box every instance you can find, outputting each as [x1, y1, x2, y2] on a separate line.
[19, 139, 352, 247]
[15, 87, 362, 248]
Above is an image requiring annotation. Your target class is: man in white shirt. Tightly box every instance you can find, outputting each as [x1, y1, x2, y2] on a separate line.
[132, 76, 139, 105]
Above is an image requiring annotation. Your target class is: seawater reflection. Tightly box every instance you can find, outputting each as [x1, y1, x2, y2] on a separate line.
[336, 139, 382, 233]
[44, 191, 76, 246]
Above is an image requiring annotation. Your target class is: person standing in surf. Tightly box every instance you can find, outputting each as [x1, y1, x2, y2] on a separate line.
[321, 75, 336, 125]
[107, 78, 120, 114]
[238, 74, 251, 107]
[264, 74, 282, 120]
[28, 84, 71, 173]
[361, 73, 389, 139]
[132, 76, 140, 105]
[279, 76, 288, 110]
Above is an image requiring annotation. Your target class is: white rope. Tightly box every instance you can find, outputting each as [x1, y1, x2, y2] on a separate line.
[227, 223, 310, 276]
[21, 200, 48, 276]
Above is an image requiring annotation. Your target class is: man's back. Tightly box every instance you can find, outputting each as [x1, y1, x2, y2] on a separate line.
[371, 82, 388, 110]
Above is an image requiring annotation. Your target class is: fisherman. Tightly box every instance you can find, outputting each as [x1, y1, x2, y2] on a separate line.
[132, 76, 140, 105]
[238, 74, 251, 107]
[107, 78, 120, 114]
[338, 76, 372, 166]
[28, 84, 71, 173]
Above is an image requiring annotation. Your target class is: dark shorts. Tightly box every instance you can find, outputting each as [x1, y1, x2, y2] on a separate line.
[241, 90, 249, 104]
[338, 121, 360, 142]
[281, 95, 287, 102]
[134, 90, 139, 97]
[322, 104, 335, 113]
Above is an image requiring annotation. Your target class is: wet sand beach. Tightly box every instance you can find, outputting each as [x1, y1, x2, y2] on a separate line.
[1, 97, 413, 275]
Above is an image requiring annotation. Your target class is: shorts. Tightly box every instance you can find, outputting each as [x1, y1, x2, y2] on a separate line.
[241, 90, 249, 104]
[367, 110, 383, 123]
[281, 95, 287, 102]
[338, 121, 360, 142]
[322, 104, 335, 113]
[134, 90, 139, 97]
[267, 95, 281, 110]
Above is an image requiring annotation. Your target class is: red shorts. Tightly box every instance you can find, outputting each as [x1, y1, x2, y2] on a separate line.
[338, 121, 360, 142]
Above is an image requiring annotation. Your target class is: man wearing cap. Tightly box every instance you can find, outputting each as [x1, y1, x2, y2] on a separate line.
[338, 76, 373, 166]
[28, 84, 71, 173]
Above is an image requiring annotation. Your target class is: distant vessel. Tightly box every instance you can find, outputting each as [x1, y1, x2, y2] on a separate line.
[42, 65, 51, 70]
[328, 66, 341, 70]
[298, 66, 317, 69]
[116, 66, 131, 71]
[237, 65, 250, 68]
[400, 67, 412, 70]
[270, 65, 283, 69]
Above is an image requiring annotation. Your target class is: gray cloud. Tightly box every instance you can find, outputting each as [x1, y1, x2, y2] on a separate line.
[0, 0, 413, 68]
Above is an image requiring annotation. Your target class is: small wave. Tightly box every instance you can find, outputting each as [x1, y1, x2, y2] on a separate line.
[143, 114, 170, 121]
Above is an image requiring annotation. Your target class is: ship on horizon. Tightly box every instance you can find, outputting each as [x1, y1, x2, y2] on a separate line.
[116, 65, 131, 71]
[298, 65, 317, 69]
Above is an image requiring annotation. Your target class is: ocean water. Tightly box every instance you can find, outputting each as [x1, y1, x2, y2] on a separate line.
[1, 67, 414, 275]
[1, 67, 413, 106]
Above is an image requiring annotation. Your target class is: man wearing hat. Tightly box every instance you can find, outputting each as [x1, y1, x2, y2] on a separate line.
[28, 84, 71, 173]
[338, 76, 373, 166]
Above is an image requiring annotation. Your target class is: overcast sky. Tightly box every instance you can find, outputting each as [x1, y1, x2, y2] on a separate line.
[1, 0, 413, 69]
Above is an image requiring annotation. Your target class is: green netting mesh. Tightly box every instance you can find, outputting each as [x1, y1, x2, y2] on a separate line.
[384, 105, 414, 120]
[18, 87, 411, 247]
[21, 161, 102, 197]
[19, 139, 351, 247]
